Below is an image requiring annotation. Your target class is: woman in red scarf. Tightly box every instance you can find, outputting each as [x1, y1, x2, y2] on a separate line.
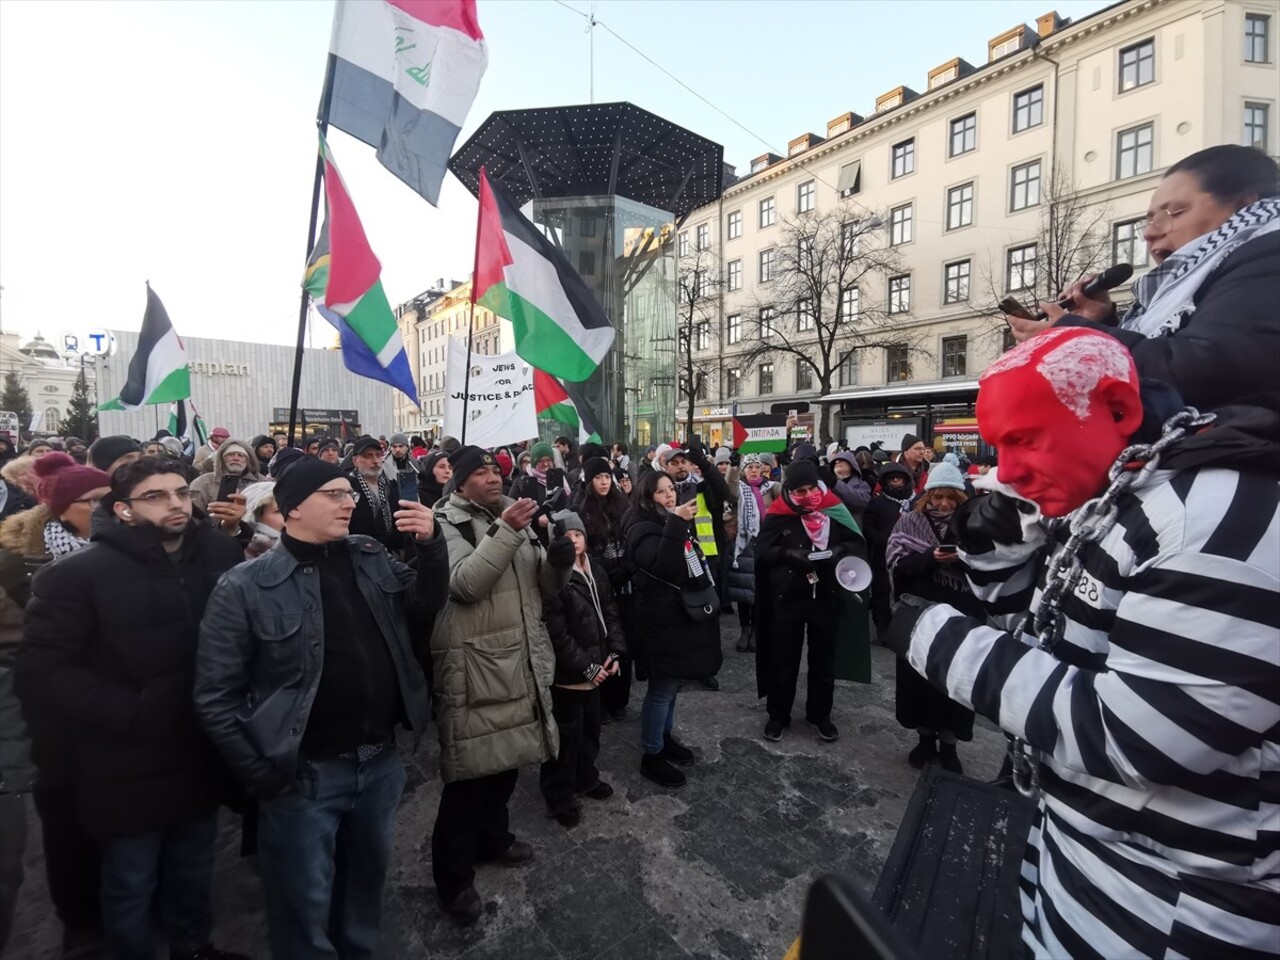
[753, 460, 865, 744]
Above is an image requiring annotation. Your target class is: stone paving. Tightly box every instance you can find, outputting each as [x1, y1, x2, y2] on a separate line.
[9, 619, 1007, 960]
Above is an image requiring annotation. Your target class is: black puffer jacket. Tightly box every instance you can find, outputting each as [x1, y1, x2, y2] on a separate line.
[15, 519, 243, 838]
[622, 506, 722, 681]
[543, 556, 627, 686]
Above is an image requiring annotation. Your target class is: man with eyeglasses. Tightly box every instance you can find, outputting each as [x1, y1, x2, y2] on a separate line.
[16, 458, 247, 960]
[195, 456, 447, 958]
[346, 434, 407, 556]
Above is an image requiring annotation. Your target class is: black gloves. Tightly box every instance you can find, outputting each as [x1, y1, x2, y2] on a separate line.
[882, 603, 926, 658]
[546, 535, 576, 569]
[783, 547, 816, 571]
[952, 491, 1034, 554]
[687, 436, 705, 460]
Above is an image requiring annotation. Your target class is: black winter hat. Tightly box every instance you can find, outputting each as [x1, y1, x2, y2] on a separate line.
[351, 435, 382, 456]
[274, 458, 349, 517]
[900, 433, 922, 452]
[448, 445, 497, 490]
[581, 457, 612, 484]
[783, 458, 821, 491]
[88, 435, 142, 472]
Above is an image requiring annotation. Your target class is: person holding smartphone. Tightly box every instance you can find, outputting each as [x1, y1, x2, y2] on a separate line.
[884, 463, 981, 774]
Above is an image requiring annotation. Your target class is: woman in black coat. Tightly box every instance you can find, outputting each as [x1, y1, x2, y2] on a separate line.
[623, 470, 721, 789]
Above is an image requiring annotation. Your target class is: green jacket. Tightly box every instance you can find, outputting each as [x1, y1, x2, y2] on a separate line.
[430, 493, 566, 783]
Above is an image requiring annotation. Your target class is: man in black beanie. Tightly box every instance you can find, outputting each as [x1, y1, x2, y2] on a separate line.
[87, 435, 143, 477]
[195, 457, 448, 958]
[895, 432, 929, 495]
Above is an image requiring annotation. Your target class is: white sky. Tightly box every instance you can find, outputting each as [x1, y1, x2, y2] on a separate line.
[0, 0, 1108, 348]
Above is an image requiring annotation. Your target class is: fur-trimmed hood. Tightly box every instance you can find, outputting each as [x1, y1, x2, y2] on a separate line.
[0, 504, 53, 559]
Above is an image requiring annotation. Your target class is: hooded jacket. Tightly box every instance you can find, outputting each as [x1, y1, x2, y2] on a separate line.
[189, 440, 262, 512]
[0, 505, 51, 794]
[249, 434, 276, 475]
[543, 555, 627, 686]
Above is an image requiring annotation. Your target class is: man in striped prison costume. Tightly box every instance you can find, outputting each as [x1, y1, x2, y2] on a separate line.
[887, 327, 1279, 958]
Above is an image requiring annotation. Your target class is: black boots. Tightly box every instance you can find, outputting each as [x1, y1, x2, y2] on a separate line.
[736, 625, 755, 652]
[907, 734, 938, 769]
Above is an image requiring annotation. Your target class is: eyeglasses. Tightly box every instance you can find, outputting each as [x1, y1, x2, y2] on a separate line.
[1143, 207, 1188, 232]
[71, 497, 102, 508]
[126, 488, 193, 506]
[316, 488, 360, 504]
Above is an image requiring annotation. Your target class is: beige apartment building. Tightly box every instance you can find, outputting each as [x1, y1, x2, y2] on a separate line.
[682, 0, 1278, 452]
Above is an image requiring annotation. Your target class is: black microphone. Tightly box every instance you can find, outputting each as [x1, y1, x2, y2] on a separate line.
[1035, 263, 1134, 318]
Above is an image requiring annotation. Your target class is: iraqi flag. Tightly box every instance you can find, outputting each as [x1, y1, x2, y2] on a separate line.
[733, 413, 788, 453]
[304, 136, 418, 404]
[96, 285, 190, 411]
[472, 167, 615, 382]
[325, 0, 487, 205]
[534, 370, 602, 444]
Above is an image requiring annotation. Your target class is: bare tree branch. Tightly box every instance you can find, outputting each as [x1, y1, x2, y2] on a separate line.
[673, 245, 725, 440]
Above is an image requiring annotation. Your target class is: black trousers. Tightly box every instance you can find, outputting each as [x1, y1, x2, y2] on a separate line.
[32, 781, 101, 936]
[600, 592, 635, 715]
[539, 687, 602, 814]
[766, 598, 836, 724]
[430, 768, 518, 902]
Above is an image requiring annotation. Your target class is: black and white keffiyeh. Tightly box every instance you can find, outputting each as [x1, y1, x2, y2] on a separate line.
[352, 470, 394, 531]
[43, 520, 89, 558]
[1121, 197, 1280, 338]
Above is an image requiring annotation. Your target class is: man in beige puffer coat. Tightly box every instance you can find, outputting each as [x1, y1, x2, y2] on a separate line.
[428, 445, 573, 926]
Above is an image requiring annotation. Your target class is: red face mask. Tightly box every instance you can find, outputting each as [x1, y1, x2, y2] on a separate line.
[977, 329, 1142, 518]
[792, 489, 824, 511]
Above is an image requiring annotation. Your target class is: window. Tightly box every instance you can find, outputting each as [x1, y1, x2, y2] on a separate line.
[1244, 102, 1269, 148]
[838, 160, 862, 196]
[798, 236, 814, 271]
[678, 232, 689, 257]
[796, 360, 814, 392]
[1246, 14, 1270, 63]
[944, 260, 971, 304]
[889, 203, 913, 246]
[949, 113, 977, 156]
[942, 336, 967, 377]
[1113, 218, 1151, 269]
[696, 223, 709, 250]
[760, 307, 777, 338]
[888, 274, 911, 314]
[797, 299, 815, 331]
[697, 269, 712, 299]
[931, 66, 957, 89]
[887, 345, 911, 382]
[1002, 327, 1016, 353]
[1116, 123, 1154, 179]
[839, 285, 859, 322]
[695, 376, 709, 401]
[1007, 244, 1037, 292]
[841, 220, 861, 257]
[891, 138, 915, 178]
[694, 321, 709, 351]
[578, 251, 595, 276]
[727, 314, 742, 344]
[759, 248, 776, 283]
[727, 259, 742, 291]
[838, 351, 858, 387]
[759, 363, 774, 394]
[580, 218, 597, 237]
[1014, 86, 1043, 133]
[760, 196, 776, 227]
[1119, 39, 1155, 92]
[727, 210, 742, 240]
[726, 367, 741, 397]
[1010, 159, 1041, 210]
[946, 182, 974, 229]
[797, 180, 816, 213]
[990, 35, 1022, 59]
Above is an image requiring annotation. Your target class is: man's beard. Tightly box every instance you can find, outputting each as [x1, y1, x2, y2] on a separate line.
[225, 463, 245, 476]
[361, 466, 383, 482]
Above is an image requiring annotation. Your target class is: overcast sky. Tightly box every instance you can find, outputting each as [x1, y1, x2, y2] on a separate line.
[0, 0, 1108, 349]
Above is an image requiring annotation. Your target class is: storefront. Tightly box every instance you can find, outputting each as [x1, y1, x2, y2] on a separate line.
[823, 380, 983, 455]
[270, 408, 364, 441]
[675, 406, 733, 448]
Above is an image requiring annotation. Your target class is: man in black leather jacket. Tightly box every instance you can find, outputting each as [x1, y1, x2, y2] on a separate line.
[194, 458, 447, 959]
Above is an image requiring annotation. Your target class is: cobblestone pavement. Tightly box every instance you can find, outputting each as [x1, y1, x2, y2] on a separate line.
[9, 619, 1007, 960]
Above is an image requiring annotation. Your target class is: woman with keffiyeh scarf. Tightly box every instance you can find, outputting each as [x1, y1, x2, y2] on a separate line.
[726, 454, 778, 653]
[885, 465, 983, 774]
[753, 460, 865, 744]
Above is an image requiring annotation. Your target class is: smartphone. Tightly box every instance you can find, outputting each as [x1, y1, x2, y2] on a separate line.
[215, 475, 239, 503]
[998, 296, 1037, 321]
[935, 544, 959, 555]
[546, 467, 565, 491]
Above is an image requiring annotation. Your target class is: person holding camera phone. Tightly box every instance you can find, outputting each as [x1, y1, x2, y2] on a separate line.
[538, 510, 626, 828]
[884, 463, 980, 774]
[509, 442, 570, 547]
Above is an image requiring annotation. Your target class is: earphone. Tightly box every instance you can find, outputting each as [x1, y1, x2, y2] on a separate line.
[122, 510, 132, 519]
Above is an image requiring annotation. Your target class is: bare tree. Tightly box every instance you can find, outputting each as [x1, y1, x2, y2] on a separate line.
[674, 245, 723, 441]
[734, 203, 923, 444]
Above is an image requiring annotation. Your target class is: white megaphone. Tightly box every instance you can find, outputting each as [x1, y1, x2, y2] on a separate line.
[834, 555, 873, 593]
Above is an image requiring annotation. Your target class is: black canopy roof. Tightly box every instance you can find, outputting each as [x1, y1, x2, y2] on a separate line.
[449, 102, 724, 220]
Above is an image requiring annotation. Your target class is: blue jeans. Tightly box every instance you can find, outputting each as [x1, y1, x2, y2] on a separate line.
[258, 747, 406, 960]
[640, 677, 680, 755]
[99, 812, 217, 959]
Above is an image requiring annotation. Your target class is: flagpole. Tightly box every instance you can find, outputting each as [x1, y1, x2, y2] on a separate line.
[462, 168, 488, 447]
[287, 54, 337, 449]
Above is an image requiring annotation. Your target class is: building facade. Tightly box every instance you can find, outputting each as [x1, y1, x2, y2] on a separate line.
[0, 333, 97, 437]
[95, 331, 394, 443]
[680, 0, 1278, 453]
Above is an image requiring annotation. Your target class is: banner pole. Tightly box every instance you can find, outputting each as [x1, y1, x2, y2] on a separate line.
[460, 300, 477, 445]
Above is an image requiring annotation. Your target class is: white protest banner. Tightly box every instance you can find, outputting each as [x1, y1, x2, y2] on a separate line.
[444, 338, 537, 448]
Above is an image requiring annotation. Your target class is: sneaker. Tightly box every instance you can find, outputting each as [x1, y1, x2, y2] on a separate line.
[661, 733, 695, 766]
[813, 719, 839, 742]
[640, 752, 687, 788]
[601, 708, 626, 725]
[907, 736, 938, 769]
[700, 676, 720, 691]
[484, 840, 534, 867]
[582, 780, 614, 800]
[938, 743, 964, 775]
[440, 886, 482, 926]
[763, 718, 786, 742]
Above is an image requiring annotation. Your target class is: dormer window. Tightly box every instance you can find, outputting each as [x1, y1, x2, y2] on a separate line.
[930, 66, 956, 89]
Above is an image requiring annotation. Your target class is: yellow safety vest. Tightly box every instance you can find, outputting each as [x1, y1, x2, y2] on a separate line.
[694, 492, 718, 557]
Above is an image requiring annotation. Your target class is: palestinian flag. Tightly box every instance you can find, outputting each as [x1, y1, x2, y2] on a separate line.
[534, 369, 602, 444]
[96, 285, 189, 411]
[733, 413, 788, 453]
[766, 486, 862, 537]
[472, 167, 614, 381]
[304, 135, 418, 404]
[167, 399, 208, 455]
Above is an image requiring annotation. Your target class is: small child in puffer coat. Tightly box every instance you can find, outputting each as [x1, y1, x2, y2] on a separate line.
[539, 510, 627, 828]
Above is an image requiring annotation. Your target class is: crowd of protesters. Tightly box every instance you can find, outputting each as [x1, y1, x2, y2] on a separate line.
[0, 145, 1275, 958]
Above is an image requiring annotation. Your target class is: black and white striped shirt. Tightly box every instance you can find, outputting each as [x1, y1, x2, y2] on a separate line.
[905, 465, 1280, 958]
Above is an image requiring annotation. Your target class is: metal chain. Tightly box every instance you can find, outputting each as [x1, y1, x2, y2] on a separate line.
[1008, 407, 1215, 799]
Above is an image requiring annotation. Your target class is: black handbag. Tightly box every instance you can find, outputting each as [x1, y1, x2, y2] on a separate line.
[641, 569, 721, 622]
